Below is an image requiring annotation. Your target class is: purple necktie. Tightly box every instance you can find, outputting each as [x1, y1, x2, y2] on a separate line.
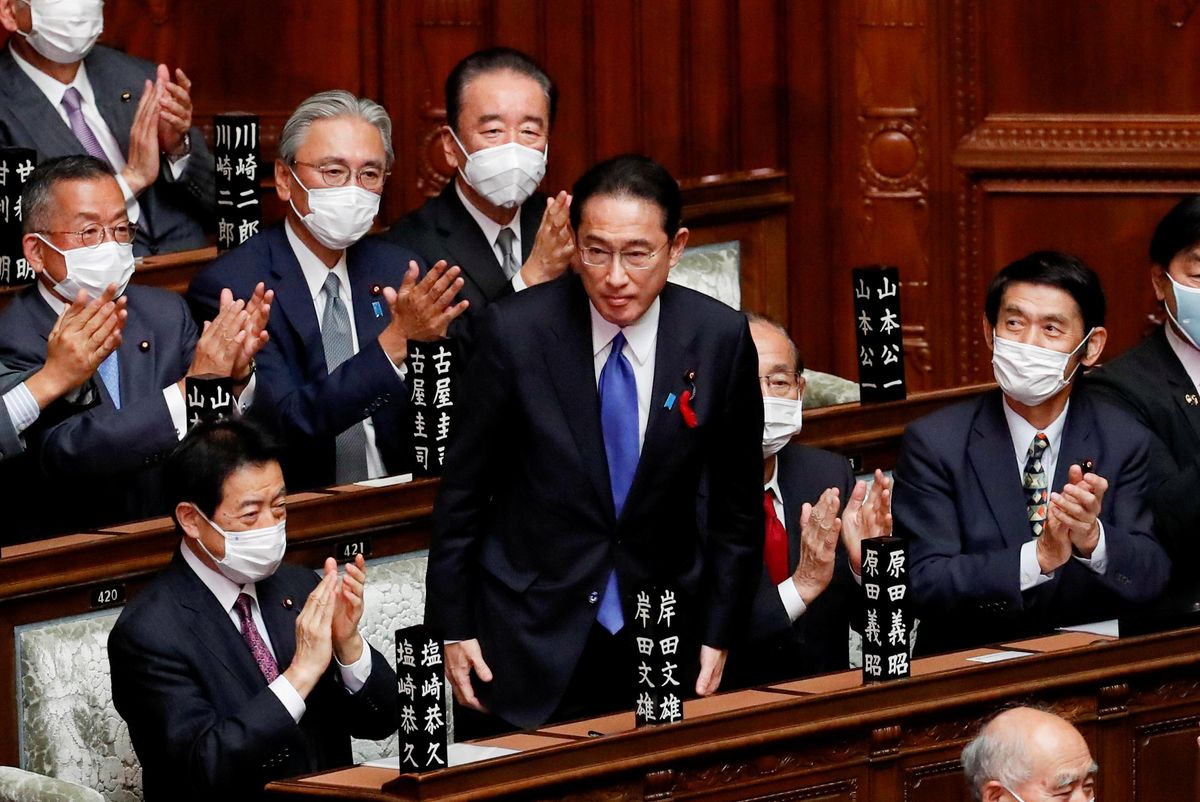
[233, 593, 279, 683]
[60, 86, 109, 164]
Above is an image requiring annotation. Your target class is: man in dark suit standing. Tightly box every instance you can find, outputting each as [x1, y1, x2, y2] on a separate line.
[427, 155, 763, 731]
[895, 251, 1170, 653]
[109, 419, 398, 802]
[725, 314, 892, 687]
[382, 48, 574, 351]
[0, 155, 265, 533]
[1087, 196, 1200, 601]
[0, 0, 214, 255]
[189, 91, 468, 491]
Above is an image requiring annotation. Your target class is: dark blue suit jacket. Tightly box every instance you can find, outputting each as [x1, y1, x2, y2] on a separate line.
[0, 284, 194, 532]
[108, 554, 398, 802]
[894, 388, 1170, 653]
[187, 224, 423, 490]
[426, 275, 764, 728]
[0, 45, 215, 256]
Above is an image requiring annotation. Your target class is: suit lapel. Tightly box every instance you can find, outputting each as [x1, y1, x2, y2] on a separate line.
[0, 50, 85, 158]
[257, 572, 301, 670]
[267, 228, 328, 378]
[346, 245, 391, 346]
[82, 49, 137, 154]
[435, 185, 510, 302]
[778, 449, 804, 571]
[1052, 394, 1095, 491]
[518, 194, 544, 263]
[967, 394, 1032, 550]
[1150, 327, 1200, 447]
[115, 297, 157, 409]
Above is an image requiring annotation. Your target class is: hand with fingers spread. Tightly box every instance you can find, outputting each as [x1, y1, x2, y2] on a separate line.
[520, 190, 574, 286]
[444, 639, 493, 712]
[155, 65, 193, 158]
[186, 291, 249, 379]
[282, 568, 338, 698]
[1048, 464, 1107, 559]
[121, 79, 162, 196]
[695, 644, 727, 696]
[329, 555, 366, 665]
[841, 470, 894, 575]
[792, 487, 842, 605]
[26, 284, 127, 408]
[231, 282, 272, 384]
[376, 260, 469, 363]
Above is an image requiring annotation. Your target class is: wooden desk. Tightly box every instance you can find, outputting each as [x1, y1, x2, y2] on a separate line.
[268, 628, 1200, 802]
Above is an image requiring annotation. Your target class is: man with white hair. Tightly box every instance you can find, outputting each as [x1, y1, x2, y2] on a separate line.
[961, 706, 1097, 801]
[189, 90, 468, 490]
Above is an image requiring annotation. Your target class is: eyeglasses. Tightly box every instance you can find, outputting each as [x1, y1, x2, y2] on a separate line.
[578, 243, 668, 270]
[759, 372, 802, 397]
[292, 160, 389, 191]
[39, 223, 137, 249]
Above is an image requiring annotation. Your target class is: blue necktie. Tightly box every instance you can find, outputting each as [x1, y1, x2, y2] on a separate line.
[97, 351, 120, 409]
[597, 331, 638, 634]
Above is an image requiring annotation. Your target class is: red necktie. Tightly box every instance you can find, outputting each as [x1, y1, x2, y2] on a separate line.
[763, 490, 790, 585]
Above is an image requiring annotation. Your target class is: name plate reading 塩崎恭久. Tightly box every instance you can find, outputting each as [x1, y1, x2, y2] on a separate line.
[395, 625, 448, 773]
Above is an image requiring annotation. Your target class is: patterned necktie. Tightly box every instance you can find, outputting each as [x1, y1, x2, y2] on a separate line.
[321, 273, 369, 483]
[763, 490, 790, 585]
[495, 227, 519, 279]
[96, 351, 120, 410]
[1023, 432, 1050, 538]
[233, 593, 279, 683]
[60, 87, 110, 163]
[596, 331, 637, 634]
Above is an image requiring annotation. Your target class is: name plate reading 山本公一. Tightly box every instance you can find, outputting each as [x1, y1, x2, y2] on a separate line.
[852, 265, 907, 403]
[395, 625, 448, 773]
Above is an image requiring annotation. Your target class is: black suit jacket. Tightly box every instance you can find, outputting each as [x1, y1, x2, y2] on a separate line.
[425, 275, 764, 728]
[726, 444, 857, 687]
[1086, 327, 1200, 590]
[0, 45, 215, 256]
[380, 182, 547, 353]
[187, 225, 422, 490]
[108, 554, 397, 802]
[894, 388, 1171, 653]
[0, 285, 195, 532]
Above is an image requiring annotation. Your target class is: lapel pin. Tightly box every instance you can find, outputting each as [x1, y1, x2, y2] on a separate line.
[679, 370, 698, 428]
[282, 596, 294, 610]
[372, 300, 384, 318]
[370, 283, 382, 296]
[663, 392, 676, 410]
[139, 340, 150, 352]
[1187, 393, 1199, 406]
[120, 91, 132, 102]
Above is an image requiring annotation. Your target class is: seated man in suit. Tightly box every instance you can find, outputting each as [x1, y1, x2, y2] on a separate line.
[1087, 196, 1200, 603]
[0, 155, 265, 532]
[0, 0, 215, 254]
[109, 419, 397, 802]
[189, 90, 468, 490]
[961, 707, 1096, 802]
[725, 314, 891, 687]
[427, 154, 763, 732]
[383, 47, 574, 352]
[895, 251, 1170, 653]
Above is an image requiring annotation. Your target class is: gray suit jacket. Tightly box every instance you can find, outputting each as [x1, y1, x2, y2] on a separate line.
[0, 44, 215, 256]
[0, 361, 26, 460]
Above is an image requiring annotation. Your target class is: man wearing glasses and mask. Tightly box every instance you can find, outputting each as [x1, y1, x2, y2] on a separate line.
[893, 251, 1169, 654]
[0, 155, 266, 534]
[383, 47, 574, 356]
[189, 91, 468, 491]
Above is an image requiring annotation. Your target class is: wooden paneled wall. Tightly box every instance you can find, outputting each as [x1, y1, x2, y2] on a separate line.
[9, 0, 1195, 390]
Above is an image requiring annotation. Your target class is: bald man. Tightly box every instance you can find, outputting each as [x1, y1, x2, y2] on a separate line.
[961, 706, 1097, 802]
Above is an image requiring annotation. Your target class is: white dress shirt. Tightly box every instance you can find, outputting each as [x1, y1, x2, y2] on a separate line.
[180, 542, 372, 722]
[764, 459, 809, 622]
[1001, 397, 1107, 590]
[285, 220, 406, 480]
[1, 381, 39, 439]
[454, 181, 528, 292]
[1165, 321, 1200, 393]
[589, 298, 659, 447]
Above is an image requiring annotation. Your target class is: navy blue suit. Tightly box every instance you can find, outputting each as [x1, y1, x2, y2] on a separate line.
[187, 225, 423, 490]
[0, 284, 195, 532]
[894, 388, 1171, 653]
[0, 45, 215, 256]
[109, 554, 398, 802]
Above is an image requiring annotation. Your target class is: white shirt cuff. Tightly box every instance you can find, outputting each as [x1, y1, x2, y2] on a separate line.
[382, 350, 409, 381]
[1072, 521, 1107, 574]
[167, 152, 191, 180]
[113, 173, 142, 223]
[268, 674, 307, 723]
[236, 373, 256, 415]
[334, 633, 373, 693]
[511, 269, 529, 293]
[1019, 539, 1055, 590]
[163, 383, 188, 440]
[3, 381, 41, 435]
[776, 578, 808, 623]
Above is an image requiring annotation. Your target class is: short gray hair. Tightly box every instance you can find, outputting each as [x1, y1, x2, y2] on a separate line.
[277, 90, 394, 170]
[746, 312, 804, 374]
[960, 716, 1033, 800]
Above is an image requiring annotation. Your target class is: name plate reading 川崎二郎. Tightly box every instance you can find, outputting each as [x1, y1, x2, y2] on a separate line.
[395, 625, 448, 773]
[214, 114, 261, 252]
[852, 265, 906, 403]
[409, 340, 458, 477]
[861, 536, 911, 683]
[632, 583, 685, 727]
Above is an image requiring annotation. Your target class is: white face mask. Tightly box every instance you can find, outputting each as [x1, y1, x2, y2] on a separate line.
[289, 168, 380, 251]
[194, 507, 287, 586]
[449, 128, 547, 210]
[1165, 273, 1200, 350]
[37, 235, 135, 300]
[18, 0, 104, 64]
[1002, 785, 1092, 802]
[761, 396, 803, 459]
[991, 328, 1094, 408]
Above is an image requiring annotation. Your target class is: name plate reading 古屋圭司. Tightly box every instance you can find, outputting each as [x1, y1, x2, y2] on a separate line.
[395, 625, 448, 773]
[409, 340, 458, 477]
[852, 265, 907, 403]
[214, 114, 261, 252]
[632, 583, 685, 727]
[0, 147, 36, 287]
[861, 536, 911, 682]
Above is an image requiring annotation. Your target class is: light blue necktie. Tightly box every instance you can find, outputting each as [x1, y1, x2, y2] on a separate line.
[97, 351, 120, 409]
[321, 273, 369, 483]
[597, 331, 638, 634]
